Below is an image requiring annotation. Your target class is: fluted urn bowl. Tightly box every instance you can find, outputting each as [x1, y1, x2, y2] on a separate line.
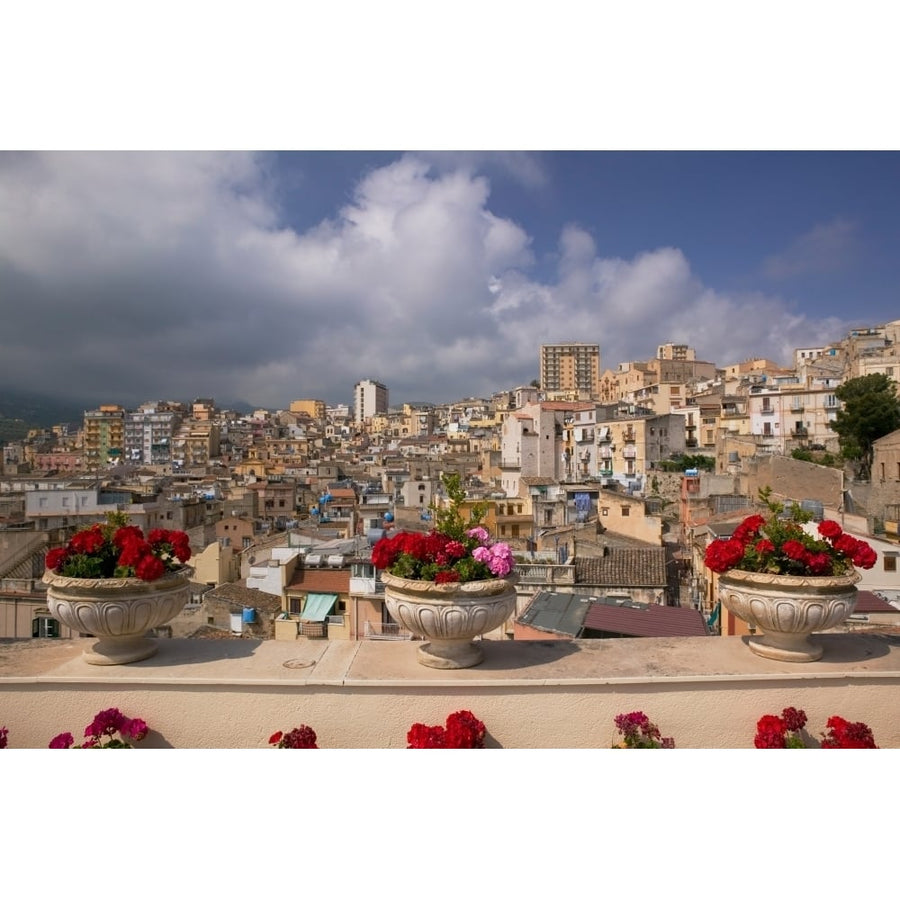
[718, 568, 859, 662]
[381, 570, 517, 669]
[43, 568, 192, 665]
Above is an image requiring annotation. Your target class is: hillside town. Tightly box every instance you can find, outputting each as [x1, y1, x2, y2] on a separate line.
[3, 318, 900, 646]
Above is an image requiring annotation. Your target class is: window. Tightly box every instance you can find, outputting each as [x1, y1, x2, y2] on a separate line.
[621, 506, 630, 516]
[601, 507, 609, 516]
[289, 598, 302, 615]
[885, 556, 897, 573]
[32, 617, 60, 638]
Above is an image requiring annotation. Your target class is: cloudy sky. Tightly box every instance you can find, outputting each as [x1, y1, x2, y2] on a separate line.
[1, 150, 898, 410]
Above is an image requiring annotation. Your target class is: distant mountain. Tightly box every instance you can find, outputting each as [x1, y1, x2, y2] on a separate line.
[0, 389, 264, 437]
[0, 389, 88, 430]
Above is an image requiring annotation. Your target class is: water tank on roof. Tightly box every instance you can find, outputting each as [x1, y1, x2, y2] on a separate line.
[242, 607, 256, 624]
[685, 468, 699, 477]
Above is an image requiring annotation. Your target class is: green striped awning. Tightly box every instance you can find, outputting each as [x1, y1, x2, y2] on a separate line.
[301, 593, 337, 622]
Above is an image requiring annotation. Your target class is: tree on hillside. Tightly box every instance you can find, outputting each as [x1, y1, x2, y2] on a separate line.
[828, 373, 900, 479]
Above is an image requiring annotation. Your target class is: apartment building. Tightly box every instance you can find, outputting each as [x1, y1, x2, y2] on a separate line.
[124, 404, 182, 466]
[354, 379, 389, 424]
[172, 421, 220, 469]
[289, 399, 326, 420]
[540, 343, 601, 398]
[191, 398, 216, 420]
[83, 405, 125, 468]
[499, 401, 592, 497]
[746, 385, 841, 453]
[596, 409, 687, 486]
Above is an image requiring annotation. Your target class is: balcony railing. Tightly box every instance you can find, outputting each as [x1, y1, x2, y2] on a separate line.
[515, 562, 576, 585]
[363, 621, 414, 640]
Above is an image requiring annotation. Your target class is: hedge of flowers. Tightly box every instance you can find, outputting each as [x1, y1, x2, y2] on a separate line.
[754, 707, 878, 748]
[406, 710, 486, 748]
[612, 711, 675, 748]
[0, 707, 882, 749]
[269, 726, 319, 748]
[49, 707, 150, 749]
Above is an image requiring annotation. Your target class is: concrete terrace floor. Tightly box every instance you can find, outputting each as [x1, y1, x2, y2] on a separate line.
[4, 631, 900, 682]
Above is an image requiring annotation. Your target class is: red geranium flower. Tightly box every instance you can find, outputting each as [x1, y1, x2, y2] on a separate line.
[704, 489, 878, 577]
[135, 554, 166, 581]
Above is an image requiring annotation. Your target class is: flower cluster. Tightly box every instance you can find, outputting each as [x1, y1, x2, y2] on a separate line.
[0, 726, 7, 749]
[754, 707, 877, 748]
[373, 527, 513, 583]
[45, 512, 191, 582]
[821, 715, 878, 748]
[407, 710, 486, 748]
[49, 707, 150, 749]
[754, 707, 808, 748]
[268, 726, 318, 748]
[612, 711, 675, 748]
[704, 489, 876, 577]
[372, 473, 513, 584]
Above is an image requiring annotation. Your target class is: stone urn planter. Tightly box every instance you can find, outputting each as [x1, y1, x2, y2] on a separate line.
[718, 568, 860, 662]
[43, 568, 192, 665]
[381, 570, 517, 669]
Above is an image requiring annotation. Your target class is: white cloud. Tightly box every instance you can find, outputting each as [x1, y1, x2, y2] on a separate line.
[0, 152, 853, 409]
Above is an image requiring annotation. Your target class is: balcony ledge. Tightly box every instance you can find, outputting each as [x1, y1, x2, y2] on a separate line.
[2, 633, 899, 748]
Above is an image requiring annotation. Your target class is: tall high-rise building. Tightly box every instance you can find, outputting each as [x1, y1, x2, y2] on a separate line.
[539, 343, 601, 397]
[354, 379, 388, 424]
[125, 404, 182, 465]
[83, 405, 126, 467]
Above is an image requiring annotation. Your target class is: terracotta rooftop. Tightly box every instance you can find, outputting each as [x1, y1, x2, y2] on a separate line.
[582, 601, 709, 637]
[855, 590, 900, 614]
[286, 567, 350, 592]
[575, 548, 668, 588]
[203, 582, 283, 613]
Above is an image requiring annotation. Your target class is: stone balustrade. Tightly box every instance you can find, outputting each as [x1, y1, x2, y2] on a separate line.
[1, 632, 899, 748]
